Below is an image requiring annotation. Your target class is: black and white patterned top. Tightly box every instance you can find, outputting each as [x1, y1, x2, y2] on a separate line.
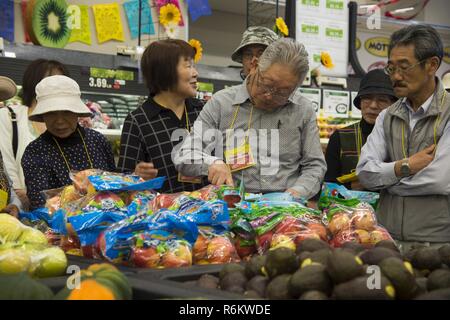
[118, 97, 208, 193]
[22, 126, 116, 209]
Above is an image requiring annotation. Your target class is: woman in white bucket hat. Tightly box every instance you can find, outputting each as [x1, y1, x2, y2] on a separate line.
[21, 75, 116, 209]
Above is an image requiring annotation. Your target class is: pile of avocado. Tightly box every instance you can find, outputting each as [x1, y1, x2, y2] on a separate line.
[187, 239, 450, 300]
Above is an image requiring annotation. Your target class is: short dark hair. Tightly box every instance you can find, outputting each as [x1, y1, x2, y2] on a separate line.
[141, 39, 195, 96]
[21, 59, 70, 107]
[388, 24, 444, 67]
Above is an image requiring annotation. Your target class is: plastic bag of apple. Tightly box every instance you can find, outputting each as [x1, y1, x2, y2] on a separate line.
[0, 214, 67, 278]
[324, 202, 393, 248]
[233, 201, 327, 256]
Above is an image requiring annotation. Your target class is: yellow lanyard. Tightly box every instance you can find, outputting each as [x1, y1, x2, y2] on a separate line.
[354, 122, 363, 159]
[52, 128, 94, 173]
[401, 91, 447, 158]
[226, 104, 254, 149]
[184, 104, 190, 132]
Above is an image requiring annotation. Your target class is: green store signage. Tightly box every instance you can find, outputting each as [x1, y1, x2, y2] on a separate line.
[302, 24, 319, 34]
[326, 0, 344, 10]
[90, 67, 134, 81]
[364, 37, 390, 57]
[326, 27, 344, 39]
[302, 0, 320, 6]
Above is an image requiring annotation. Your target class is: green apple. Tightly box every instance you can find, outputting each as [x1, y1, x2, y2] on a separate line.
[18, 227, 48, 245]
[0, 214, 24, 243]
[34, 247, 67, 278]
[0, 248, 31, 274]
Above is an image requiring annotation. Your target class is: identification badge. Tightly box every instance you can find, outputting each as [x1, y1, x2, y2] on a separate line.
[224, 142, 255, 172]
[178, 172, 203, 184]
[0, 189, 8, 210]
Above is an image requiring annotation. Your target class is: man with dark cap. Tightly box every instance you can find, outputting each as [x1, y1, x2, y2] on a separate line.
[324, 69, 397, 190]
[232, 26, 279, 79]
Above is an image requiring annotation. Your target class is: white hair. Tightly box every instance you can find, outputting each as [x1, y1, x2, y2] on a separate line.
[258, 38, 309, 84]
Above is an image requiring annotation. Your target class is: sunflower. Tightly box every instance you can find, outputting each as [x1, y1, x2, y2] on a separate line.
[165, 22, 179, 39]
[320, 52, 335, 69]
[275, 17, 289, 37]
[189, 39, 203, 63]
[159, 3, 181, 27]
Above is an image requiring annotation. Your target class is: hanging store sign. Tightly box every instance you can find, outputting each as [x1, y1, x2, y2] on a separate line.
[323, 89, 349, 118]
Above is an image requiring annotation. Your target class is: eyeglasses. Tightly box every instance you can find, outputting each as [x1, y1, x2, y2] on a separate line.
[255, 69, 295, 100]
[384, 59, 426, 76]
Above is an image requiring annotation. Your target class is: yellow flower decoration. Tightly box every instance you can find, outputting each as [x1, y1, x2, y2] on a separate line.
[159, 4, 181, 27]
[189, 39, 203, 63]
[320, 52, 335, 69]
[275, 17, 289, 37]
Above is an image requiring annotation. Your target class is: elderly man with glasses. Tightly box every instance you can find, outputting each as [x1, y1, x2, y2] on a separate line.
[173, 38, 326, 200]
[356, 24, 450, 252]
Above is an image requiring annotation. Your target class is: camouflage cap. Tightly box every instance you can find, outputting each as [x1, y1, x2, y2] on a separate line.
[231, 26, 280, 63]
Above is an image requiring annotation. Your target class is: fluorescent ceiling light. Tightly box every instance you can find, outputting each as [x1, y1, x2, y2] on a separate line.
[391, 7, 415, 13]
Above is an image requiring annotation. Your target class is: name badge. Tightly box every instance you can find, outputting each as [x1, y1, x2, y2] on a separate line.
[178, 172, 203, 184]
[0, 189, 8, 210]
[224, 142, 255, 172]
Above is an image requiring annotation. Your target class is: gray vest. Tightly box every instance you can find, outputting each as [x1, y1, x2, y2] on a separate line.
[379, 80, 450, 242]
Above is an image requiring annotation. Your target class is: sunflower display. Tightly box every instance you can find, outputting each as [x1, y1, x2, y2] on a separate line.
[275, 17, 289, 37]
[320, 51, 335, 69]
[165, 22, 179, 39]
[189, 39, 203, 63]
[159, 3, 181, 27]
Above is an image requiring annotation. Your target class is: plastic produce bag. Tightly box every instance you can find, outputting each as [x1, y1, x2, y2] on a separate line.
[324, 202, 393, 248]
[100, 211, 198, 268]
[193, 228, 240, 264]
[319, 182, 380, 211]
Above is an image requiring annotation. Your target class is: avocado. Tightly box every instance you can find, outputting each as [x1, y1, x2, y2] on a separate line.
[225, 286, 245, 294]
[415, 288, 450, 300]
[359, 247, 400, 265]
[219, 271, 247, 291]
[378, 257, 417, 300]
[438, 245, 450, 267]
[245, 275, 269, 297]
[403, 248, 418, 263]
[299, 290, 328, 300]
[266, 274, 293, 299]
[309, 249, 333, 267]
[415, 277, 428, 293]
[411, 248, 442, 271]
[333, 276, 395, 300]
[289, 264, 332, 298]
[296, 239, 330, 254]
[375, 240, 400, 253]
[219, 263, 246, 280]
[245, 255, 267, 278]
[196, 274, 219, 289]
[341, 241, 366, 254]
[327, 249, 365, 284]
[427, 269, 450, 291]
[265, 247, 298, 278]
[297, 251, 312, 264]
[244, 290, 263, 299]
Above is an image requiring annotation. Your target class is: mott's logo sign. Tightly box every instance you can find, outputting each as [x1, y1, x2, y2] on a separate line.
[356, 38, 361, 50]
[365, 37, 390, 57]
[444, 46, 450, 64]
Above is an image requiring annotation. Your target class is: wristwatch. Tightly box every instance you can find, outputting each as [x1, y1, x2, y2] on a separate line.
[400, 159, 411, 177]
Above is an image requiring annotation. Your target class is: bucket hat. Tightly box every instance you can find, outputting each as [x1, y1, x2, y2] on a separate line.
[353, 69, 397, 109]
[0, 76, 17, 101]
[29, 75, 91, 122]
[231, 26, 279, 63]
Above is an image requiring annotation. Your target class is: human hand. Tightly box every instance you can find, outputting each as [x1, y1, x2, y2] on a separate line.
[286, 188, 301, 198]
[134, 162, 158, 180]
[1, 204, 20, 218]
[208, 160, 233, 186]
[350, 180, 365, 191]
[408, 144, 435, 175]
[14, 189, 30, 211]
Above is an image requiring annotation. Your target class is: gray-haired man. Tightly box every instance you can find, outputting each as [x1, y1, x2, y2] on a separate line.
[174, 38, 326, 199]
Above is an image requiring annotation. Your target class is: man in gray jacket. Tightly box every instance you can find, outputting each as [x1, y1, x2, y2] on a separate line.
[357, 25, 450, 251]
[174, 38, 326, 199]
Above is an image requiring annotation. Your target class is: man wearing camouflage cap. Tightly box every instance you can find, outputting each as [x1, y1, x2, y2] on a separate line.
[232, 26, 279, 79]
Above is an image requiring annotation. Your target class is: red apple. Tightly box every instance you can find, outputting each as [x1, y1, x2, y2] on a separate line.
[193, 235, 209, 263]
[328, 213, 351, 235]
[256, 231, 274, 254]
[161, 243, 192, 268]
[234, 239, 256, 259]
[274, 216, 303, 235]
[307, 223, 328, 241]
[132, 247, 161, 268]
[207, 236, 239, 264]
[352, 210, 376, 231]
[271, 234, 296, 251]
[369, 227, 392, 244]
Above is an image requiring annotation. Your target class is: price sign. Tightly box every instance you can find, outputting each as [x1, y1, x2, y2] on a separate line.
[88, 77, 112, 89]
